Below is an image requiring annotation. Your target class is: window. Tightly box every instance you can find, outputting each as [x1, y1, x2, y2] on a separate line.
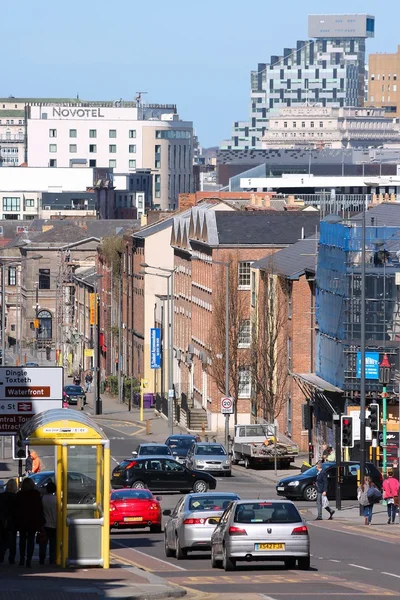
[292, 121, 297, 128]
[109, 129, 117, 138]
[8, 266, 16, 286]
[49, 144, 57, 153]
[89, 144, 97, 153]
[129, 159, 136, 169]
[310, 121, 315, 128]
[129, 144, 136, 153]
[284, 122, 288, 128]
[89, 129, 97, 138]
[370, 96, 374, 102]
[109, 144, 116, 153]
[288, 337, 292, 370]
[238, 320, 251, 347]
[155, 174, 161, 198]
[3, 197, 20, 211]
[25, 199, 35, 208]
[382, 85, 385, 92]
[288, 282, 292, 319]
[319, 121, 323, 128]
[238, 261, 252, 289]
[287, 396, 292, 436]
[69, 144, 77, 153]
[37, 309, 52, 340]
[393, 85, 397, 92]
[129, 130, 136, 138]
[371, 74, 375, 81]
[238, 367, 251, 397]
[301, 121, 305, 128]
[89, 159, 96, 167]
[251, 271, 256, 306]
[69, 129, 77, 138]
[49, 159, 57, 167]
[109, 159, 116, 168]
[39, 269, 50, 290]
[49, 129, 57, 137]
[394, 74, 398, 81]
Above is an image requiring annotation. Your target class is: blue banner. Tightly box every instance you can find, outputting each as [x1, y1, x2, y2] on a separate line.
[356, 352, 379, 380]
[150, 328, 161, 369]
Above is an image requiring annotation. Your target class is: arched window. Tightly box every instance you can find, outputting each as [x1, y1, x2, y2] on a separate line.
[38, 310, 52, 340]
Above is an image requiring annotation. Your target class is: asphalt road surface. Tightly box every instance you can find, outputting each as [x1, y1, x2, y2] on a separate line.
[102, 420, 400, 599]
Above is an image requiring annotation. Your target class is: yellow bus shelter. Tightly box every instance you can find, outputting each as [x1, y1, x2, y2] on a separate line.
[19, 409, 110, 568]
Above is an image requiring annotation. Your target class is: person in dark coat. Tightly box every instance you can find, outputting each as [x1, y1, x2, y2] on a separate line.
[0, 479, 18, 564]
[315, 461, 335, 520]
[15, 477, 44, 567]
[25, 451, 33, 475]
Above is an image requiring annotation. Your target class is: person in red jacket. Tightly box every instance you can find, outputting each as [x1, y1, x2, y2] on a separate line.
[383, 471, 400, 524]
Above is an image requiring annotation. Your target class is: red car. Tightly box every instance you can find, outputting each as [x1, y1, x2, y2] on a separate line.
[110, 488, 162, 533]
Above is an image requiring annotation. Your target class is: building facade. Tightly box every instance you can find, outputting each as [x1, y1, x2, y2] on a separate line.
[0, 99, 26, 167]
[368, 47, 400, 116]
[221, 13, 375, 149]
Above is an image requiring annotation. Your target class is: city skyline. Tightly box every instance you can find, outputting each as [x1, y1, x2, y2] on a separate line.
[3, 0, 400, 147]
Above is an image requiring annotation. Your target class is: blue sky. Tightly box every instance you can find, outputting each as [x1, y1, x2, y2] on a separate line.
[3, 1, 398, 147]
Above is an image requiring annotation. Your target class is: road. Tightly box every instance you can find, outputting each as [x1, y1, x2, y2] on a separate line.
[100, 420, 400, 599]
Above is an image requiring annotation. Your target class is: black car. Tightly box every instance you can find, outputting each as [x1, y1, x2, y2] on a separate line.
[111, 456, 217, 494]
[28, 471, 96, 504]
[165, 434, 200, 463]
[63, 385, 87, 406]
[276, 461, 383, 501]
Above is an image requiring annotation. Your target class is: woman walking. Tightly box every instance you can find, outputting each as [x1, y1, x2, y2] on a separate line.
[0, 479, 18, 564]
[15, 478, 44, 567]
[383, 471, 400, 524]
[358, 476, 373, 525]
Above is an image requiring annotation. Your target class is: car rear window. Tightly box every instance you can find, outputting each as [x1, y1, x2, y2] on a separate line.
[140, 446, 171, 455]
[235, 502, 301, 524]
[111, 490, 152, 500]
[114, 460, 143, 473]
[65, 386, 84, 393]
[166, 438, 194, 449]
[195, 444, 226, 455]
[189, 495, 238, 511]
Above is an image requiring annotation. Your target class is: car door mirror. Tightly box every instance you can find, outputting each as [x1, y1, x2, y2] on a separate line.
[163, 509, 172, 516]
[172, 452, 177, 456]
[156, 496, 162, 502]
[132, 450, 138, 456]
[208, 518, 219, 525]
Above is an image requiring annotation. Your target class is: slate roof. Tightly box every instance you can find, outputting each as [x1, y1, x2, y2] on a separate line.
[214, 211, 320, 246]
[252, 236, 318, 278]
[351, 202, 400, 227]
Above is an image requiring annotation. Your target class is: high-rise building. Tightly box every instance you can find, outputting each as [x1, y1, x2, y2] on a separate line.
[221, 14, 375, 150]
[368, 46, 400, 117]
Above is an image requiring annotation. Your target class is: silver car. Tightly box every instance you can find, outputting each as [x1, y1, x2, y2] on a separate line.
[185, 442, 231, 476]
[210, 499, 310, 571]
[164, 492, 240, 559]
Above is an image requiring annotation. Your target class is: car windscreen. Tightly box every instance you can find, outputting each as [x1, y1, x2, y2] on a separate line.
[195, 445, 226, 455]
[111, 490, 152, 501]
[166, 438, 194, 449]
[303, 463, 332, 477]
[29, 473, 52, 486]
[65, 386, 83, 394]
[140, 446, 170, 455]
[189, 495, 238, 512]
[235, 502, 301, 524]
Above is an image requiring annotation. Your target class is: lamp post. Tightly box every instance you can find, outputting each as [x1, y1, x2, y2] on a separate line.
[359, 196, 367, 515]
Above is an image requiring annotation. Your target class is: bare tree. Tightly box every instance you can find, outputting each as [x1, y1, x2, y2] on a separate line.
[208, 258, 250, 424]
[250, 264, 289, 423]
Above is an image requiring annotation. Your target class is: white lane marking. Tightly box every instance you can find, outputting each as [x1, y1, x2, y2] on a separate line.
[111, 456, 119, 464]
[381, 572, 400, 579]
[261, 596, 279, 600]
[349, 564, 372, 571]
[308, 522, 399, 545]
[329, 559, 341, 563]
[112, 539, 187, 571]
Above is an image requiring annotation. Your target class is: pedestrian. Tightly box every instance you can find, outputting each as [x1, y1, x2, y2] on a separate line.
[358, 476, 372, 525]
[15, 477, 44, 567]
[85, 372, 93, 393]
[73, 372, 81, 386]
[0, 479, 18, 565]
[315, 461, 335, 520]
[382, 471, 400, 525]
[30, 451, 41, 474]
[326, 447, 336, 462]
[321, 443, 329, 462]
[39, 482, 57, 565]
[25, 451, 33, 475]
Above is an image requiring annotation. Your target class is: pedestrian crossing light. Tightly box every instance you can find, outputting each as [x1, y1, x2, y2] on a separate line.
[369, 403, 379, 432]
[12, 437, 28, 460]
[341, 415, 354, 448]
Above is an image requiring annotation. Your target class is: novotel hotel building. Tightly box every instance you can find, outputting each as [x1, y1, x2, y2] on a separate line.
[25, 100, 194, 210]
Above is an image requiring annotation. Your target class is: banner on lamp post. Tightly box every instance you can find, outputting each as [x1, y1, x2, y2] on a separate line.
[150, 328, 161, 369]
[89, 293, 98, 325]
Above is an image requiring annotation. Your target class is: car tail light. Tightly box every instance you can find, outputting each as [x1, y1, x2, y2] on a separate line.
[110, 504, 116, 512]
[379, 472, 383, 482]
[184, 518, 206, 525]
[149, 503, 160, 511]
[291, 525, 308, 535]
[228, 526, 247, 536]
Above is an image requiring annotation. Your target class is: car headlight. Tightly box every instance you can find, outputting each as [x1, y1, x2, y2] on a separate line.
[195, 460, 205, 465]
[224, 460, 231, 465]
[287, 480, 300, 487]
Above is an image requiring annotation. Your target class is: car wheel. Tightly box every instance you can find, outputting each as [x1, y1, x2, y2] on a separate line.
[303, 485, 317, 502]
[211, 545, 222, 569]
[225, 471, 232, 477]
[298, 556, 311, 570]
[175, 534, 187, 560]
[150, 524, 162, 534]
[193, 480, 209, 493]
[244, 457, 252, 469]
[131, 481, 146, 489]
[284, 558, 296, 569]
[222, 544, 235, 571]
[79, 493, 96, 504]
[164, 533, 174, 558]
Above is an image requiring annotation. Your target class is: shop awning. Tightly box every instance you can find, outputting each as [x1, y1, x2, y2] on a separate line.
[291, 372, 344, 416]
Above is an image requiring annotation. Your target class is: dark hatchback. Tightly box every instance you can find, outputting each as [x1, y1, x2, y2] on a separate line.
[63, 385, 87, 406]
[165, 434, 200, 463]
[111, 456, 217, 494]
[276, 461, 382, 501]
[28, 471, 96, 504]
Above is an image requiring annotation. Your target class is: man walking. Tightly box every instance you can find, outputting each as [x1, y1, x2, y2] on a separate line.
[315, 461, 335, 520]
[85, 372, 93, 393]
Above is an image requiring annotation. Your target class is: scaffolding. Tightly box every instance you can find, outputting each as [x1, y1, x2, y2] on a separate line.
[55, 248, 75, 375]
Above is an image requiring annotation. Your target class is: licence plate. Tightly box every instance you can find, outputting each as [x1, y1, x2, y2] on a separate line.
[255, 543, 285, 551]
[113, 473, 121, 477]
[277, 486, 284, 491]
[124, 516, 143, 522]
[208, 517, 220, 523]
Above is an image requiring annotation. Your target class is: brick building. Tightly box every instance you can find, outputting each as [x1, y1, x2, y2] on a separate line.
[171, 210, 320, 432]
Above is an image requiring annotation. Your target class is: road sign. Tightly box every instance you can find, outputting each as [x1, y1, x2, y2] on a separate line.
[0, 367, 63, 434]
[221, 396, 234, 414]
[150, 328, 161, 369]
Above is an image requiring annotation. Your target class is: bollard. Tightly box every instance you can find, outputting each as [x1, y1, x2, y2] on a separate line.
[78, 398, 83, 411]
[201, 423, 205, 438]
[146, 420, 151, 436]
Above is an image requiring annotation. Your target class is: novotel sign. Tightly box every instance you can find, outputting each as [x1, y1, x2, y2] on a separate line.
[52, 107, 105, 118]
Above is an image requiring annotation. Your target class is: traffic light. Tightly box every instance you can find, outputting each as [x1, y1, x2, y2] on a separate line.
[341, 415, 354, 448]
[369, 403, 380, 432]
[12, 437, 28, 460]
